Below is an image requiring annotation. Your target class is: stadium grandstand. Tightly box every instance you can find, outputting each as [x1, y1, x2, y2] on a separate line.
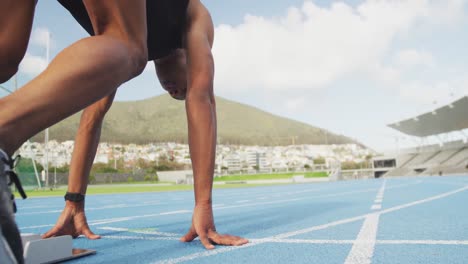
[373, 96, 468, 178]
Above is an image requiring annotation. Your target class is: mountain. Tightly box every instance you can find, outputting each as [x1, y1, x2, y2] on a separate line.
[31, 95, 357, 146]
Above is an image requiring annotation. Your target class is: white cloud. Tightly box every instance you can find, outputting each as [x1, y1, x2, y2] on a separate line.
[18, 28, 53, 77]
[19, 53, 48, 77]
[398, 80, 464, 113]
[395, 49, 435, 69]
[425, 0, 467, 26]
[212, 0, 466, 111]
[31, 28, 53, 49]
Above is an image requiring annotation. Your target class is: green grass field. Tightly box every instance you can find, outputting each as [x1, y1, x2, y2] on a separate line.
[213, 171, 328, 182]
[15, 171, 328, 198]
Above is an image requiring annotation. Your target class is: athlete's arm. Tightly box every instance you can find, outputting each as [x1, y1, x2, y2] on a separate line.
[179, 0, 248, 249]
[42, 93, 115, 240]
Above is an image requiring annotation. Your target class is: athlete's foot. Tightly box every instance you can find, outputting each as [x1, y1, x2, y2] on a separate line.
[0, 149, 25, 263]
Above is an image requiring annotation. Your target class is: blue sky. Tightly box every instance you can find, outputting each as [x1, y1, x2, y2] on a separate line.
[2, 0, 468, 152]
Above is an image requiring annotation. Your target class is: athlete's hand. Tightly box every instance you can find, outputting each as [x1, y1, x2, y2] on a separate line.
[42, 201, 100, 240]
[180, 203, 248, 249]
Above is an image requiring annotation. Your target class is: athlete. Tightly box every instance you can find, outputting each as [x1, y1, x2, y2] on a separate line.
[0, 1, 247, 263]
[42, 0, 248, 249]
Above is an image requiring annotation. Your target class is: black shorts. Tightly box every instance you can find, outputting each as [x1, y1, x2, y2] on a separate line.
[58, 0, 189, 61]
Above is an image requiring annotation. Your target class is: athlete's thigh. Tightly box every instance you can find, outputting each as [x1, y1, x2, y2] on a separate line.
[0, 0, 36, 67]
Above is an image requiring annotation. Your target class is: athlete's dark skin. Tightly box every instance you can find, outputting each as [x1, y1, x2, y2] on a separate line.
[40, 0, 249, 249]
[0, 0, 248, 250]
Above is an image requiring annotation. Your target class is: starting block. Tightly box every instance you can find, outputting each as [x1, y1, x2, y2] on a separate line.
[21, 234, 95, 264]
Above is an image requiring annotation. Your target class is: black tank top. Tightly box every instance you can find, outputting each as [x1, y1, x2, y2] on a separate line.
[58, 0, 189, 60]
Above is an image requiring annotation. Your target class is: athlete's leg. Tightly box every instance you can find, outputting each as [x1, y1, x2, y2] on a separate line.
[0, 0, 36, 83]
[0, 0, 148, 156]
[0, 2, 36, 263]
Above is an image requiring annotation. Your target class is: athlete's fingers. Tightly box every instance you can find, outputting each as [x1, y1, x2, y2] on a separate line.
[199, 235, 215, 250]
[82, 228, 101, 240]
[180, 227, 197, 242]
[208, 231, 249, 246]
[42, 226, 64, 239]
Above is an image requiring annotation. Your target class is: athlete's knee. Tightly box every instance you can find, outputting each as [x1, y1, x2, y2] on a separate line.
[0, 60, 20, 84]
[127, 45, 148, 78]
[0, 42, 28, 83]
[111, 41, 147, 81]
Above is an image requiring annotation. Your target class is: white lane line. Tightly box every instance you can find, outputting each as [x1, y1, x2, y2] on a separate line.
[18, 205, 56, 210]
[20, 196, 310, 229]
[105, 235, 179, 241]
[17, 204, 127, 216]
[16, 180, 422, 231]
[272, 215, 367, 239]
[250, 238, 355, 244]
[346, 180, 385, 264]
[153, 243, 261, 264]
[222, 180, 419, 208]
[379, 185, 468, 215]
[89, 210, 192, 226]
[20, 181, 419, 229]
[160, 210, 191, 215]
[246, 238, 468, 245]
[374, 199, 382, 203]
[152, 185, 394, 264]
[19, 224, 54, 230]
[17, 202, 166, 216]
[157, 184, 468, 263]
[90, 199, 304, 226]
[99, 227, 131, 232]
[214, 186, 404, 213]
[99, 227, 180, 237]
[422, 179, 468, 187]
[20, 198, 302, 229]
[379, 240, 468, 245]
[22, 197, 306, 228]
[385, 180, 421, 190]
[344, 213, 380, 264]
[105, 235, 468, 246]
[17, 210, 63, 215]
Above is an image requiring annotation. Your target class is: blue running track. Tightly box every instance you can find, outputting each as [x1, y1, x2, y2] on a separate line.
[15, 176, 468, 263]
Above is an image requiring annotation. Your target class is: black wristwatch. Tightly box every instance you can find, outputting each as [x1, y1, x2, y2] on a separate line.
[64, 192, 85, 202]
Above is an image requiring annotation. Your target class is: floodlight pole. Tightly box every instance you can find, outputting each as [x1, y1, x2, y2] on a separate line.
[44, 31, 51, 187]
[0, 85, 13, 94]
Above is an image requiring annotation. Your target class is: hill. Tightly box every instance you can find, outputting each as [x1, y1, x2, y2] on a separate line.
[31, 95, 357, 146]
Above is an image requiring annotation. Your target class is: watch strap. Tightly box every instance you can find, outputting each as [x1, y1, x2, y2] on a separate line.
[64, 192, 85, 202]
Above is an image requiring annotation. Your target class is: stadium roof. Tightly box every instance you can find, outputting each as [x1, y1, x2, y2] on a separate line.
[388, 96, 468, 137]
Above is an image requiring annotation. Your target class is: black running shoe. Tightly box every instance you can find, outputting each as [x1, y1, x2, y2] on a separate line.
[0, 153, 26, 264]
[0, 224, 17, 264]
